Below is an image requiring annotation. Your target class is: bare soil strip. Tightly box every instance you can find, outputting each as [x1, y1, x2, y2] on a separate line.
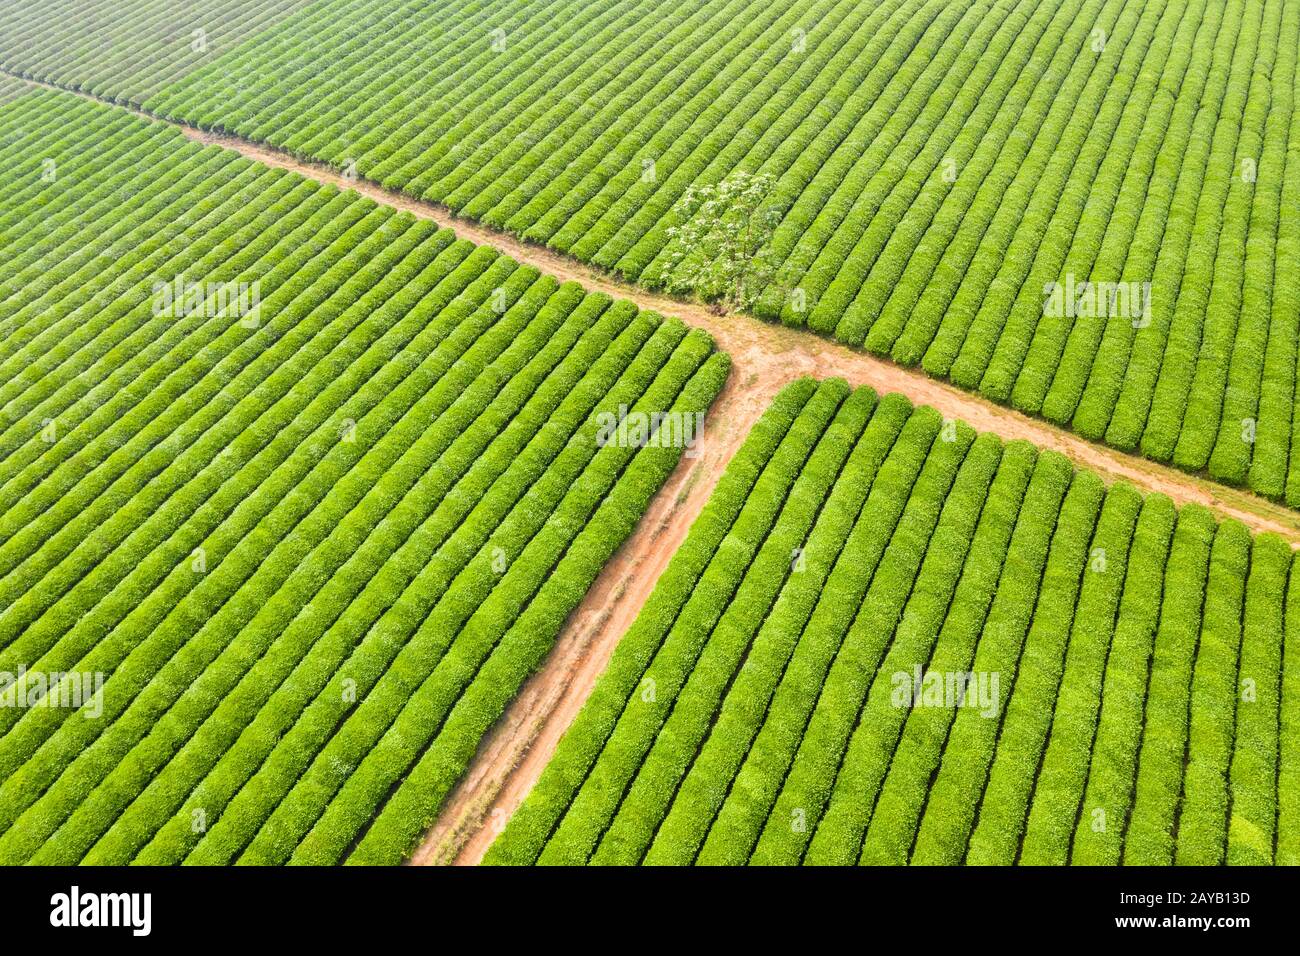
[169, 125, 1300, 540]
[11, 75, 1293, 534]
[410, 368, 782, 865]
[13, 74, 1300, 866]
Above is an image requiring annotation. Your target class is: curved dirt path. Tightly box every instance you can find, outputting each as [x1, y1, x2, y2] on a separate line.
[12, 75, 1300, 867]
[11, 73, 1294, 535]
[181, 123, 1300, 542]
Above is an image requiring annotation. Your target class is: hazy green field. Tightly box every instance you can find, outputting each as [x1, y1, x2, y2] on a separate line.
[125, 0, 1300, 502]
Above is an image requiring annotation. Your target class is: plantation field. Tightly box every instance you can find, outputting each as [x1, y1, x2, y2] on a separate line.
[0, 75, 30, 106]
[0, 87, 727, 865]
[487, 377, 1300, 865]
[102, 0, 1300, 506]
[0, 0, 315, 105]
[2, 0, 1298, 876]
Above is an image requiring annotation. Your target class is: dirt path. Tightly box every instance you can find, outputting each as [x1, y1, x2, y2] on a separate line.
[410, 368, 781, 865]
[12, 72, 1296, 535]
[164, 123, 1300, 537]
[13, 74, 1300, 866]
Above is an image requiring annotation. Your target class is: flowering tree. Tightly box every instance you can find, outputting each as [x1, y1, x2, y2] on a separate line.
[655, 172, 784, 314]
